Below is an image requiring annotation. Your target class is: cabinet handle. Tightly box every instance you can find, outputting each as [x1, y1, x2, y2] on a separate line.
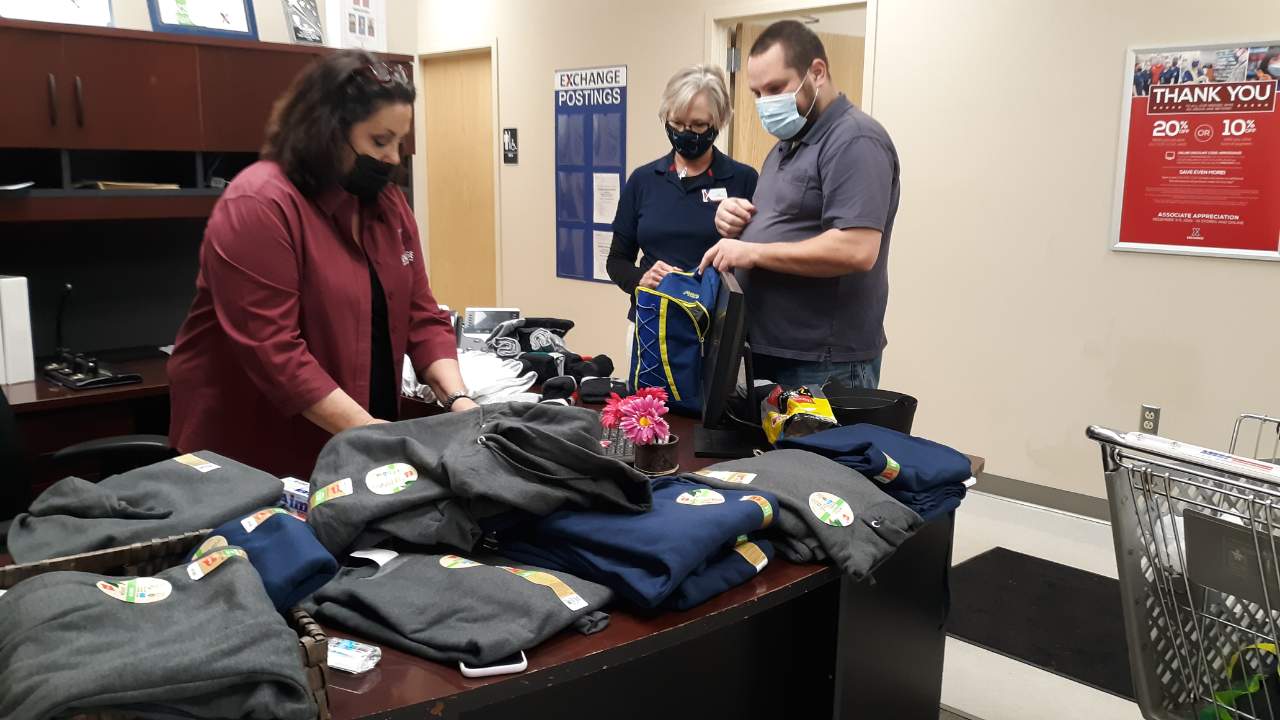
[74, 75, 84, 128]
[47, 73, 58, 127]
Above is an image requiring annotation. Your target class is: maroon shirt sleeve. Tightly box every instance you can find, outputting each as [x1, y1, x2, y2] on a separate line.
[398, 198, 460, 376]
[204, 195, 340, 417]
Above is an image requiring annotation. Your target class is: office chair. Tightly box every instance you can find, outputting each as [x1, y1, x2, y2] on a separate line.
[0, 391, 174, 525]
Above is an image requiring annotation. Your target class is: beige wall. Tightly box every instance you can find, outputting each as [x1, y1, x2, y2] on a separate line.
[418, 0, 1280, 498]
[874, 0, 1280, 496]
[110, 0, 417, 53]
[417, 0, 736, 371]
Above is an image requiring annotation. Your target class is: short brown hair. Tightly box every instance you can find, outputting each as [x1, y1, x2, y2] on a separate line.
[261, 49, 415, 197]
[749, 20, 828, 76]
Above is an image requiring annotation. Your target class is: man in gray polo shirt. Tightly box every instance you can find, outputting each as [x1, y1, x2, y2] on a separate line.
[700, 20, 900, 389]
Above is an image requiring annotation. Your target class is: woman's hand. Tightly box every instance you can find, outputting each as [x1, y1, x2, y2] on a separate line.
[639, 261, 680, 289]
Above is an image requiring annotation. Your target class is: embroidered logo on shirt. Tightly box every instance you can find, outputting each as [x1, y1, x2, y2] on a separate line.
[401, 250, 415, 266]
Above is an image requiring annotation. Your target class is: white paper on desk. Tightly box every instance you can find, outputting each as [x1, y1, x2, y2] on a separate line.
[592, 172, 620, 224]
[592, 230, 612, 282]
[159, 345, 175, 356]
[351, 549, 399, 567]
[0, 181, 34, 191]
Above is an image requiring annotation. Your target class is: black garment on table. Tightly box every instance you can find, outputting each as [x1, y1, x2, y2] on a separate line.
[368, 260, 398, 422]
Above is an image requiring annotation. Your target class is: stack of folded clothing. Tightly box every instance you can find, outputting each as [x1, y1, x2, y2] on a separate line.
[305, 551, 612, 666]
[687, 449, 923, 578]
[402, 350, 539, 405]
[307, 401, 652, 556]
[484, 317, 576, 358]
[778, 424, 971, 520]
[189, 508, 338, 612]
[499, 476, 779, 610]
[0, 551, 316, 720]
[6, 452, 282, 563]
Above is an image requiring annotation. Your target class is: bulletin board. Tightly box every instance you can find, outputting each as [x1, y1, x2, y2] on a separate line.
[554, 65, 627, 283]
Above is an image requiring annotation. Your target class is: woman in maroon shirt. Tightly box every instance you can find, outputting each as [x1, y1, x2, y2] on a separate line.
[168, 50, 475, 479]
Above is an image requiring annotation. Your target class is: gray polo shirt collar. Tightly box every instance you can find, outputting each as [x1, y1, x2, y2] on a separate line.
[793, 93, 854, 147]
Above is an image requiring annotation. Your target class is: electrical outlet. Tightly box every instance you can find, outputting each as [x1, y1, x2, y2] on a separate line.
[1140, 404, 1161, 435]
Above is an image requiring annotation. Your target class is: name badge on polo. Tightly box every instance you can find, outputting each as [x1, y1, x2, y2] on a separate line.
[702, 188, 728, 203]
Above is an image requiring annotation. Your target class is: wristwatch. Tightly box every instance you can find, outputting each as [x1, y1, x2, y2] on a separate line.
[441, 389, 474, 411]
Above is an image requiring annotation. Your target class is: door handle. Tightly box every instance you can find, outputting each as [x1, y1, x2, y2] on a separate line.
[74, 75, 84, 128]
[47, 73, 58, 127]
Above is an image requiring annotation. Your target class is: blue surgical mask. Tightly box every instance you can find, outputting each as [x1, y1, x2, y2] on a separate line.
[755, 74, 817, 140]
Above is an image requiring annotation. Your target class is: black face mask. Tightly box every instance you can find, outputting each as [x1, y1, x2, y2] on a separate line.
[342, 149, 396, 203]
[665, 124, 718, 160]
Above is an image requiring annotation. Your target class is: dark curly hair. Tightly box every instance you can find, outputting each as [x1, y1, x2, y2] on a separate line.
[262, 49, 415, 197]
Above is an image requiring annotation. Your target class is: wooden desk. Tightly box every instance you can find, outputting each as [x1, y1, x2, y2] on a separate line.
[1, 356, 171, 502]
[328, 409, 983, 720]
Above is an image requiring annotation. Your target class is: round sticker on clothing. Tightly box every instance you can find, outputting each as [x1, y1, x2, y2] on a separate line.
[675, 489, 725, 506]
[808, 491, 854, 527]
[365, 463, 419, 495]
[439, 555, 482, 569]
[96, 577, 172, 604]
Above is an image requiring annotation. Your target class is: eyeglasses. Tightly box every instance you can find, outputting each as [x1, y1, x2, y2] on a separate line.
[355, 62, 410, 87]
[667, 120, 713, 134]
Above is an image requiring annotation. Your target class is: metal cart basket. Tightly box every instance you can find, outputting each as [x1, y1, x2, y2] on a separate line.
[1090, 417, 1280, 720]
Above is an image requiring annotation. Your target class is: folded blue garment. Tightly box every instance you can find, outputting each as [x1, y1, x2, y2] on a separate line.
[665, 538, 775, 610]
[500, 477, 779, 609]
[779, 423, 970, 521]
[188, 508, 338, 611]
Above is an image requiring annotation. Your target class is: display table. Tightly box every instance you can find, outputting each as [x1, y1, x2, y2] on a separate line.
[326, 409, 982, 720]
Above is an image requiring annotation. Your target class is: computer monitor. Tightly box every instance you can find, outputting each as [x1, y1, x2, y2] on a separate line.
[696, 271, 768, 458]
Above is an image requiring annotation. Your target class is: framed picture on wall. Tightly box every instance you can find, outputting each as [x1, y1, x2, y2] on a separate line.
[1111, 40, 1280, 260]
[0, 0, 112, 27]
[282, 0, 324, 45]
[147, 0, 258, 41]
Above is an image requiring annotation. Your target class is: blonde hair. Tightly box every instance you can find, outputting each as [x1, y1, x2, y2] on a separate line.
[657, 64, 732, 129]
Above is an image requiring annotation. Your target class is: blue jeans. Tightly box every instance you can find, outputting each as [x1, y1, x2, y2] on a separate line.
[752, 354, 882, 390]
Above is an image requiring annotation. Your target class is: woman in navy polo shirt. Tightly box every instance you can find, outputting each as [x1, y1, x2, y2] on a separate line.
[607, 65, 758, 323]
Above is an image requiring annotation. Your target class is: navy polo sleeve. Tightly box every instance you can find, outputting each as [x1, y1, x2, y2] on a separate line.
[611, 168, 643, 239]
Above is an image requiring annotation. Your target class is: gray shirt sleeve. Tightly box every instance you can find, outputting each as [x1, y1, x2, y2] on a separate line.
[819, 135, 896, 233]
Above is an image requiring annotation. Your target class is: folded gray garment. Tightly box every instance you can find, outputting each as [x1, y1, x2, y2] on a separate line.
[7, 451, 282, 563]
[777, 534, 826, 564]
[308, 402, 652, 555]
[0, 551, 316, 720]
[684, 449, 923, 580]
[309, 552, 612, 666]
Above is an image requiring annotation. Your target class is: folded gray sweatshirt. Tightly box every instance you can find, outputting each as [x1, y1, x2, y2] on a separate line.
[307, 552, 612, 666]
[684, 449, 923, 579]
[0, 550, 316, 720]
[308, 402, 652, 555]
[7, 451, 283, 563]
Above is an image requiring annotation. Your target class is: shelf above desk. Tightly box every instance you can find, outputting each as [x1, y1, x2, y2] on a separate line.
[0, 191, 222, 222]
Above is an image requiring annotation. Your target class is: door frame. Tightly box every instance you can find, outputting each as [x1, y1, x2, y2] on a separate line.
[415, 39, 504, 304]
[702, 0, 875, 153]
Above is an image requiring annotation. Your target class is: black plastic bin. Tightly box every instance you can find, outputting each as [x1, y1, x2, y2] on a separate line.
[821, 379, 918, 434]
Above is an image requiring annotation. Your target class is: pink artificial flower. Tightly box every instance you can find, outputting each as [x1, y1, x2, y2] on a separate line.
[600, 393, 625, 430]
[619, 395, 671, 445]
[633, 386, 669, 404]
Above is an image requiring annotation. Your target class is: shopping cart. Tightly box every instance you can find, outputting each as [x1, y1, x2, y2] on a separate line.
[1090, 417, 1280, 720]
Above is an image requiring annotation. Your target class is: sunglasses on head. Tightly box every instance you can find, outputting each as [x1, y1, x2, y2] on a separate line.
[354, 62, 410, 87]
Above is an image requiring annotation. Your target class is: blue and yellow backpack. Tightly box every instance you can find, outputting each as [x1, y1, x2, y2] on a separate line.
[630, 269, 720, 414]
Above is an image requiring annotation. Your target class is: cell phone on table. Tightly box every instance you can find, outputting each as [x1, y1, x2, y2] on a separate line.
[458, 651, 527, 678]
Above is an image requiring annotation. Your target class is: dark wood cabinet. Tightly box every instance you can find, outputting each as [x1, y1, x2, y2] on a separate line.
[198, 45, 320, 152]
[0, 28, 66, 149]
[61, 35, 202, 150]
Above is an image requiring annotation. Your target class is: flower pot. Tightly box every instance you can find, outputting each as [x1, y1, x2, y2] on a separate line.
[634, 434, 680, 476]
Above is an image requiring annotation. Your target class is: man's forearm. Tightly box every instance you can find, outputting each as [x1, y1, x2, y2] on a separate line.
[755, 228, 881, 277]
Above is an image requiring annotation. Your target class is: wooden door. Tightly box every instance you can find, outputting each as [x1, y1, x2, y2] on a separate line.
[421, 50, 495, 309]
[198, 46, 320, 152]
[731, 24, 865, 172]
[62, 35, 202, 150]
[0, 28, 66, 148]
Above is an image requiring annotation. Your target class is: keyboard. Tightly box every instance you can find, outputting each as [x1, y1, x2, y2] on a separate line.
[600, 425, 635, 464]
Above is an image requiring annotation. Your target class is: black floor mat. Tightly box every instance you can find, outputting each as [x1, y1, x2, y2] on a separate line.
[947, 546, 1135, 700]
